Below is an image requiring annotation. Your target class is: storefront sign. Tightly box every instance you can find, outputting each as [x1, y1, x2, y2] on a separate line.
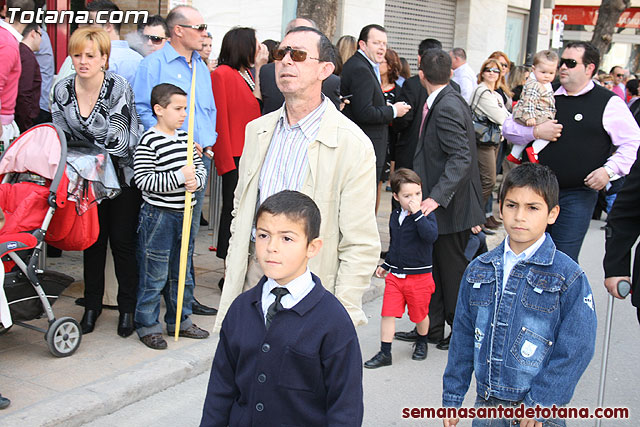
[552, 5, 640, 29]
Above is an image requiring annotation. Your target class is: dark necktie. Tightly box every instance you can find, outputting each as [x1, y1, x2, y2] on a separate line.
[265, 287, 290, 330]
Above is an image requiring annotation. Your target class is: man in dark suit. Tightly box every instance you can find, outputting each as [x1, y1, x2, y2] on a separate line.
[340, 24, 410, 208]
[394, 38, 460, 171]
[412, 49, 484, 349]
[260, 17, 341, 114]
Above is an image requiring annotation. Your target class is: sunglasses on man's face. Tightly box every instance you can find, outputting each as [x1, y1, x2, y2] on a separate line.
[273, 46, 320, 62]
[178, 23, 208, 32]
[616, 73, 624, 78]
[483, 67, 501, 74]
[558, 58, 581, 69]
[143, 34, 167, 45]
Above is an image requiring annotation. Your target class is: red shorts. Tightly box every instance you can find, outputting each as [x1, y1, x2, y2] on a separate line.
[381, 272, 435, 323]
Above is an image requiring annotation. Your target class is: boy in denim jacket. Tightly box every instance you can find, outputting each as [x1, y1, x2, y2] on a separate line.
[442, 164, 597, 427]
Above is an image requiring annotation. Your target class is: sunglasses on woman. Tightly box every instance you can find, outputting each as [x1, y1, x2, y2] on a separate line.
[273, 46, 320, 62]
[558, 58, 581, 69]
[143, 34, 167, 45]
[483, 68, 501, 74]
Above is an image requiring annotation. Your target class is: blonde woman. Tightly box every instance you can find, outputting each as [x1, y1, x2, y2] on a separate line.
[488, 51, 514, 109]
[52, 27, 140, 337]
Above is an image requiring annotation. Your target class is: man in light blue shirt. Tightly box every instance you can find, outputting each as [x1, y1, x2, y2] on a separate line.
[133, 5, 217, 316]
[85, 0, 142, 86]
[34, 26, 54, 123]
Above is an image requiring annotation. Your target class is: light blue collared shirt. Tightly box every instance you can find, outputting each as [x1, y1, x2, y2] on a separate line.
[358, 49, 380, 83]
[133, 42, 217, 148]
[502, 234, 547, 292]
[34, 28, 54, 112]
[109, 40, 143, 87]
[261, 268, 315, 324]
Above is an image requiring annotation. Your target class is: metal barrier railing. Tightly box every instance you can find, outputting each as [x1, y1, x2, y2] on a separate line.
[207, 163, 223, 251]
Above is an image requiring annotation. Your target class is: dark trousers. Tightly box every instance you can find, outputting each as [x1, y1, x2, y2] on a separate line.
[549, 187, 598, 262]
[216, 157, 240, 260]
[34, 109, 52, 125]
[83, 187, 141, 313]
[428, 229, 471, 339]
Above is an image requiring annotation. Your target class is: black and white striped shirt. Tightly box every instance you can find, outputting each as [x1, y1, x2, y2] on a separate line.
[134, 127, 206, 210]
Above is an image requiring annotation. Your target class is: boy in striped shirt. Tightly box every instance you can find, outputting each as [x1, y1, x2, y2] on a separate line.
[133, 83, 209, 350]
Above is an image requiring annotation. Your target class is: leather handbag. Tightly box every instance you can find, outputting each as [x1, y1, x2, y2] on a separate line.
[470, 89, 502, 146]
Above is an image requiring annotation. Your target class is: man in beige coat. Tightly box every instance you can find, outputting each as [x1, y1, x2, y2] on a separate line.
[214, 26, 380, 331]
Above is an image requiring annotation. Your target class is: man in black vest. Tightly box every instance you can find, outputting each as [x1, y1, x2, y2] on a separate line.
[341, 24, 411, 210]
[502, 41, 640, 262]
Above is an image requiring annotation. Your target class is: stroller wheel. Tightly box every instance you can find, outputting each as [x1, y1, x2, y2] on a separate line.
[46, 317, 82, 357]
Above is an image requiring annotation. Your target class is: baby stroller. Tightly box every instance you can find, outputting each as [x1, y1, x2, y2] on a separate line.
[0, 124, 119, 357]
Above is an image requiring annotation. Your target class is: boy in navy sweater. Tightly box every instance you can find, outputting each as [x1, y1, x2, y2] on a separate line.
[200, 190, 363, 427]
[364, 168, 438, 368]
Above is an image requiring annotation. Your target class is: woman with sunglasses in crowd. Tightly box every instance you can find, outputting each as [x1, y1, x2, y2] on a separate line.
[488, 51, 514, 110]
[52, 27, 141, 338]
[470, 58, 511, 234]
[211, 27, 268, 283]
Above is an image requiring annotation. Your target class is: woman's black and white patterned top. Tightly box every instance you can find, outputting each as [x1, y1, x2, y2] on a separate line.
[134, 128, 206, 210]
[51, 71, 139, 185]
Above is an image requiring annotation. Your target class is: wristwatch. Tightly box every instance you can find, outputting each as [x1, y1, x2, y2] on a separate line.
[603, 165, 615, 179]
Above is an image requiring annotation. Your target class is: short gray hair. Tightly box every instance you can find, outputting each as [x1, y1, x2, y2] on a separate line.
[450, 47, 466, 60]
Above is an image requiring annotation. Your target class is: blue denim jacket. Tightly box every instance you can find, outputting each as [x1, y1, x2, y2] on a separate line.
[442, 234, 597, 408]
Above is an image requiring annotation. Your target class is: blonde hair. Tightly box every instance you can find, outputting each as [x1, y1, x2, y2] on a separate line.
[488, 51, 513, 98]
[336, 35, 357, 63]
[533, 49, 559, 66]
[68, 27, 111, 70]
[478, 58, 502, 89]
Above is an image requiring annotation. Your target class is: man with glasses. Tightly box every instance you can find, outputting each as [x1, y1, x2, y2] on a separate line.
[135, 14, 169, 57]
[134, 5, 218, 319]
[214, 26, 380, 332]
[610, 65, 626, 99]
[503, 41, 640, 263]
[341, 24, 411, 211]
[260, 18, 341, 114]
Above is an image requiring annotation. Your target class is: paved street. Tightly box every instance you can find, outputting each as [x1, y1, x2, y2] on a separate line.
[84, 222, 638, 427]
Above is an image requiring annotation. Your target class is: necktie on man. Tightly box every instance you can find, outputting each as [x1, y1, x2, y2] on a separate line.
[419, 102, 429, 138]
[265, 287, 290, 329]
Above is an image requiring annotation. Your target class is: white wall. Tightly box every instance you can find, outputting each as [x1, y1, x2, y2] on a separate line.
[194, 0, 283, 58]
[456, 0, 510, 72]
[336, 0, 385, 40]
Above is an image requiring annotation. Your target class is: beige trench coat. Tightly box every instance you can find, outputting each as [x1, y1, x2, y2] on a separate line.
[214, 101, 381, 331]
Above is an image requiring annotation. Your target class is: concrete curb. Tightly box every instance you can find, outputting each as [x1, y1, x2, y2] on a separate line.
[0, 337, 219, 427]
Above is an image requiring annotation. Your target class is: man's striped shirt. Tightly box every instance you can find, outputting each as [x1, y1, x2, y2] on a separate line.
[258, 97, 328, 204]
[134, 127, 206, 210]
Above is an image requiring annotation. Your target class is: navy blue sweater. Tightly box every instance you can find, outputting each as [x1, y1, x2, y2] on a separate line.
[200, 274, 363, 427]
[382, 209, 438, 275]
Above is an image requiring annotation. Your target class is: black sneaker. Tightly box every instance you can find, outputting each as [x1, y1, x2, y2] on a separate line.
[412, 341, 428, 360]
[364, 351, 392, 369]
